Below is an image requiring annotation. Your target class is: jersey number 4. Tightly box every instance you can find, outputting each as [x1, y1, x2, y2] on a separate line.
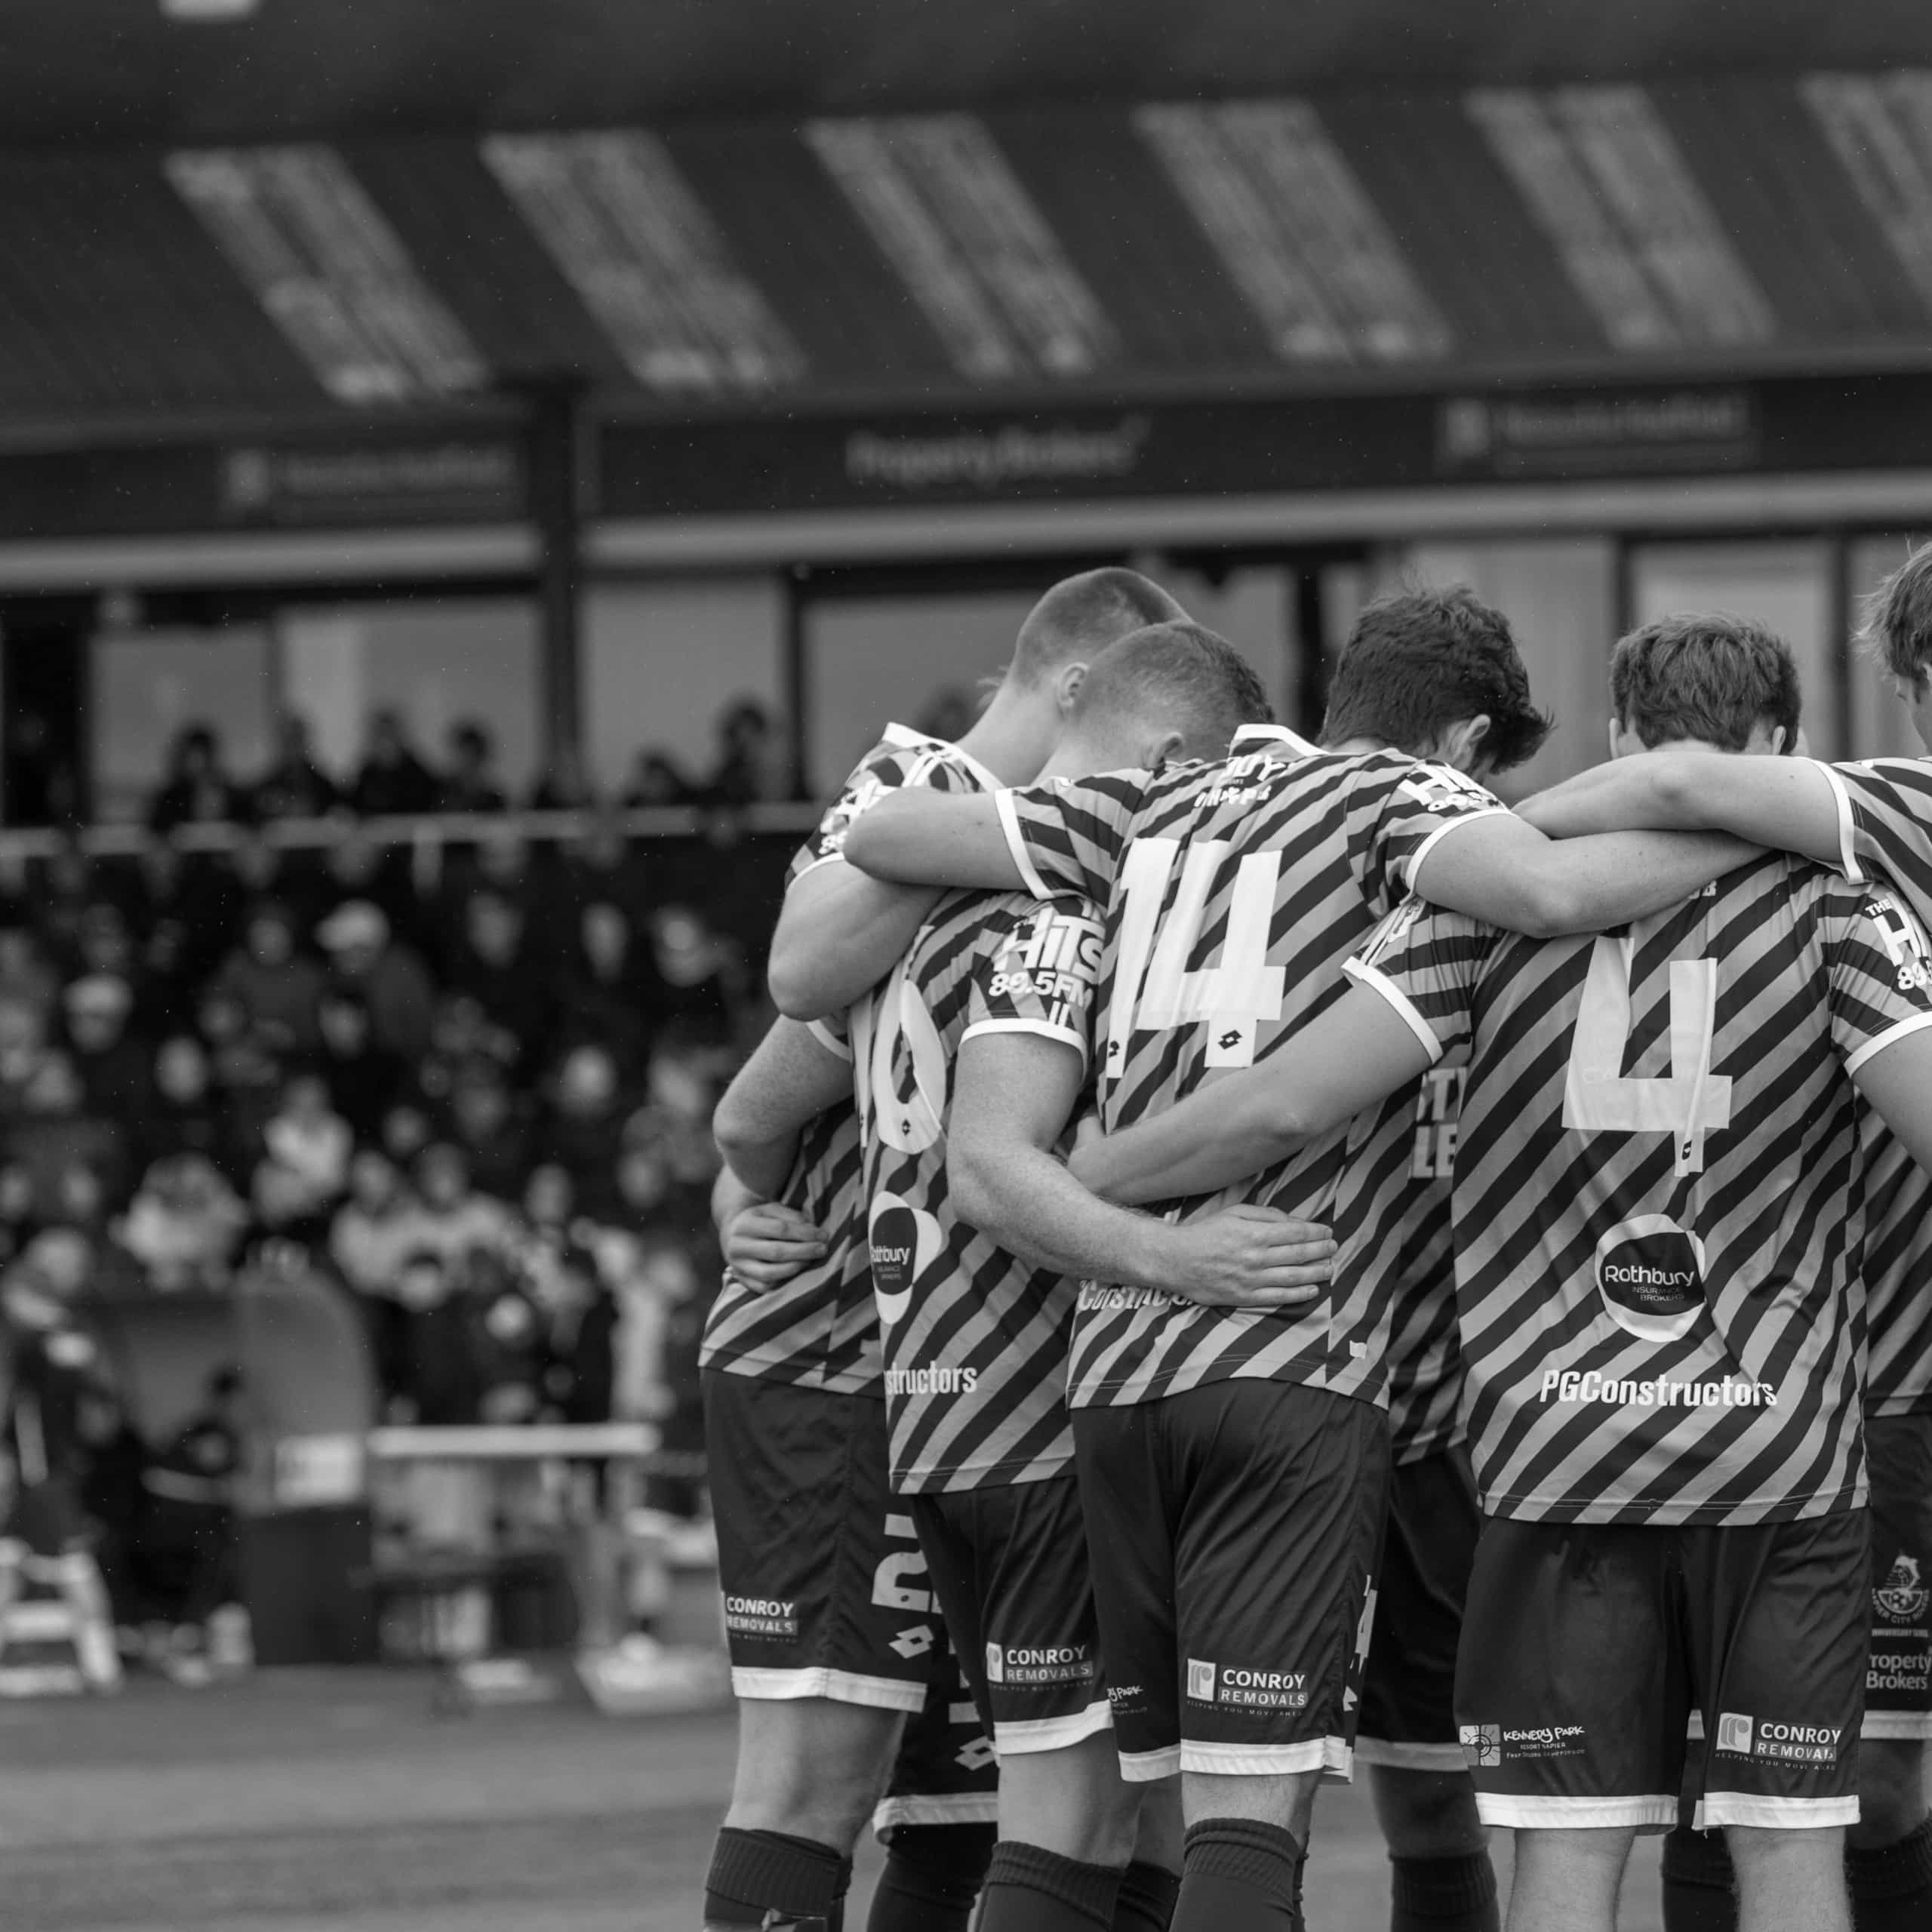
[1562, 935, 1732, 1176]
[1108, 837, 1285, 1075]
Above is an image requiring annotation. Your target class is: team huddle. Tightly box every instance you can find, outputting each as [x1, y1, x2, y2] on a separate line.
[692, 560, 1932, 1932]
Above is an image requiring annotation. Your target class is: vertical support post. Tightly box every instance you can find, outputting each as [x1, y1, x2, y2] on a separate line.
[527, 379, 588, 779]
[782, 565, 810, 801]
[1293, 565, 1328, 739]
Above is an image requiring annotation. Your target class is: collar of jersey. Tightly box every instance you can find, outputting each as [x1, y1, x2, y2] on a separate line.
[881, 720, 1005, 792]
[1232, 723, 1321, 758]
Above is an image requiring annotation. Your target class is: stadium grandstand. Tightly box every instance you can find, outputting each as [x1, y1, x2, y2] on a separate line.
[4, 4, 1932, 1930]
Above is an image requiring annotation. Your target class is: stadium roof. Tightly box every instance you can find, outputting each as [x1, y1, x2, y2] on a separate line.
[9, 0, 1932, 147]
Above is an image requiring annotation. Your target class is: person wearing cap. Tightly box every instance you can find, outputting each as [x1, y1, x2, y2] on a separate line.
[316, 899, 435, 1060]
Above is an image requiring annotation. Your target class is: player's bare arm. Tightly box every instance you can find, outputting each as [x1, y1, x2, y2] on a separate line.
[948, 1029, 1336, 1309]
[1848, 1024, 1932, 1183]
[841, 790, 1024, 891]
[1411, 810, 1760, 938]
[1069, 982, 1435, 1207]
[767, 860, 949, 1020]
[1517, 749, 1846, 866]
[711, 1017, 853, 1200]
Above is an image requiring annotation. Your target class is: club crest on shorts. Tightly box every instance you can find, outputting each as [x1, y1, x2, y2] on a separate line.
[1876, 1555, 1929, 1623]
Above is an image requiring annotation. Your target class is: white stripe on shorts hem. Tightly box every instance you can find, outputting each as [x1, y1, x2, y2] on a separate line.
[995, 1700, 1113, 1756]
[1478, 1795, 1677, 1831]
[1354, 1737, 1470, 1772]
[871, 1793, 1001, 1838]
[731, 1666, 928, 1712]
[1118, 1743, 1183, 1783]
[1694, 1794, 1862, 1831]
[1863, 1712, 1932, 1741]
[1179, 1737, 1352, 1779]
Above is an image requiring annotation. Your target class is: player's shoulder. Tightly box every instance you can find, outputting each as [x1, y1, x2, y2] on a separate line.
[845, 723, 994, 791]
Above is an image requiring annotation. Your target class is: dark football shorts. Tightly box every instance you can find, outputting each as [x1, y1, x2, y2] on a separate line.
[1357, 1445, 1480, 1774]
[872, 1665, 1000, 1838]
[1456, 1511, 1869, 1831]
[1073, 1380, 1388, 1782]
[1866, 1411, 1932, 1741]
[703, 1370, 947, 1711]
[910, 1475, 1110, 1755]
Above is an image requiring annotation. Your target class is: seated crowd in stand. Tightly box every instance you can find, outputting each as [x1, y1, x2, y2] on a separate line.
[0, 705, 797, 1659]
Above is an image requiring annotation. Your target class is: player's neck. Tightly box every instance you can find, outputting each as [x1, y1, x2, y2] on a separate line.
[956, 688, 1057, 786]
[1325, 734, 1392, 758]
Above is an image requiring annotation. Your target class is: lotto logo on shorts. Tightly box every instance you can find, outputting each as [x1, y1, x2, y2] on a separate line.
[1459, 1724, 1501, 1767]
[1185, 1659, 1309, 1709]
[1714, 1712, 1842, 1764]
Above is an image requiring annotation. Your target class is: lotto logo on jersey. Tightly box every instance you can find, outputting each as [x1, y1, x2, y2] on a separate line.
[1594, 1217, 1706, 1342]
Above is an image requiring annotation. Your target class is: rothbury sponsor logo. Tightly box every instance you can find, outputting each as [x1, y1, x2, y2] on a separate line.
[1595, 1217, 1706, 1342]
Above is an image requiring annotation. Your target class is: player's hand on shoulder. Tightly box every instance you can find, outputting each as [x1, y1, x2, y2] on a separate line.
[724, 1203, 830, 1291]
[1163, 1204, 1336, 1309]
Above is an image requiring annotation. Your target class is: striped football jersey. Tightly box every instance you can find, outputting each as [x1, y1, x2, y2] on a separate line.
[995, 730, 1510, 1411]
[700, 726, 1001, 1395]
[1349, 854, 1932, 1527]
[1817, 758, 1932, 1417]
[852, 889, 1102, 1492]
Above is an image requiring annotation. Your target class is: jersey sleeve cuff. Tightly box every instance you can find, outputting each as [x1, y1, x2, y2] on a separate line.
[1843, 1008, 1932, 1076]
[960, 1017, 1089, 1067]
[786, 851, 848, 888]
[995, 790, 1058, 900]
[1811, 760, 1864, 882]
[1341, 958, 1447, 1063]
[807, 1017, 854, 1063]
[1399, 805, 1512, 891]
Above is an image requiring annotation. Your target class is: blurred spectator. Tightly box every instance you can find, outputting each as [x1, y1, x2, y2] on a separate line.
[315, 900, 435, 1060]
[444, 1060, 530, 1201]
[538, 1044, 628, 1219]
[137, 1364, 245, 1677]
[645, 907, 743, 1051]
[560, 903, 661, 1066]
[314, 988, 408, 1140]
[703, 698, 786, 806]
[0, 927, 59, 1028]
[329, 1149, 415, 1297]
[440, 722, 507, 814]
[399, 1143, 515, 1267]
[447, 891, 552, 1072]
[539, 1239, 617, 1427]
[63, 976, 150, 1119]
[147, 725, 247, 833]
[528, 747, 595, 812]
[250, 715, 339, 822]
[143, 1035, 231, 1178]
[470, 1249, 546, 1424]
[623, 751, 693, 807]
[118, 1155, 248, 1292]
[394, 1250, 481, 1426]
[351, 709, 439, 818]
[250, 1073, 353, 1241]
[213, 903, 325, 1054]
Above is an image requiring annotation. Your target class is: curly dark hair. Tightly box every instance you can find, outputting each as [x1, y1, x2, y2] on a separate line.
[1321, 586, 1552, 774]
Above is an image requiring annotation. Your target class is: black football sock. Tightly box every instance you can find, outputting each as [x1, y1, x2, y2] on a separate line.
[977, 1840, 1122, 1932]
[866, 1821, 996, 1932]
[1112, 1857, 1183, 1930]
[703, 1826, 851, 1929]
[1660, 1826, 1737, 1932]
[1171, 1817, 1305, 1932]
[1847, 1817, 1932, 1932]
[1389, 1850, 1500, 1931]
